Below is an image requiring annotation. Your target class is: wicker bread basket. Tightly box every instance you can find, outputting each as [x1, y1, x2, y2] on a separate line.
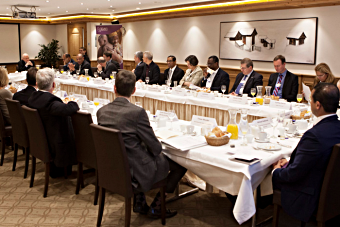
[205, 135, 230, 146]
[291, 115, 311, 120]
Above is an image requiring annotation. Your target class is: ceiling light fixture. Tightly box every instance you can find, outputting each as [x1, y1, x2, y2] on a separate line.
[136, 8, 140, 9]
[46, 0, 49, 2]
[81, 3, 83, 5]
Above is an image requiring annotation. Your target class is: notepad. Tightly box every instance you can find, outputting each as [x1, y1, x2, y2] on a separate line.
[161, 136, 207, 151]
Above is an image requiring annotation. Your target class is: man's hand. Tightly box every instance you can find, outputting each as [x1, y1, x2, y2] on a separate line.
[26, 61, 33, 67]
[68, 63, 75, 71]
[137, 79, 143, 82]
[183, 82, 191, 87]
[230, 92, 237, 96]
[97, 64, 102, 72]
[272, 158, 288, 170]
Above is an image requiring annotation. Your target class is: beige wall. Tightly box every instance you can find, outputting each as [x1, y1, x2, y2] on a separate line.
[121, 5, 340, 76]
[56, 24, 68, 56]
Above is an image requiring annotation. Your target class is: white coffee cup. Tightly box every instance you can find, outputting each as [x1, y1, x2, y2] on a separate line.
[246, 134, 254, 143]
[288, 124, 297, 134]
[296, 120, 308, 131]
[251, 126, 259, 138]
[258, 132, 268, 142]
[278, 127, 285, 137]
[186, 125, 195, 134]
[217, 93, 222, 97]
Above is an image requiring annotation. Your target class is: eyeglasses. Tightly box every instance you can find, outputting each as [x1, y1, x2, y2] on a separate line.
[240, 67, 248, 70]
[166, 60, 173, 63]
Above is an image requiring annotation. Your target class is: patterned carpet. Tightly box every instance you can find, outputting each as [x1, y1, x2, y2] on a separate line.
[0, 147, 338, 227]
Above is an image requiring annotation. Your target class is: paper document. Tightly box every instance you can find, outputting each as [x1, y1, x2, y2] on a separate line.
[302, 83, 311, 102]
[162, 136, 207, 151]
[155, 129, 180, 140]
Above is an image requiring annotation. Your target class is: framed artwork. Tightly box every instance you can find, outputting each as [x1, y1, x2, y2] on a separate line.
[219, 17, 318, 65]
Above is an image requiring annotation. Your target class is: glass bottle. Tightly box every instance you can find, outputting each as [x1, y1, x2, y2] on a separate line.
[264, 86, 272, 104]
[255, 85, 263, 105]
[227, 109, 239, 140]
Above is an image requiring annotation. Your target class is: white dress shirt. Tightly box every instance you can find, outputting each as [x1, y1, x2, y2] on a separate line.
[206, 68, 219, 88]
[238, 70, 253, 94]
[167, 65, 177, 82]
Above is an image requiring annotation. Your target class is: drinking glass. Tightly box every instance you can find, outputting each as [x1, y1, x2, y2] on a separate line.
[168, 110, 176, 130]
[135, 102, 142, 108]
[76, 70, 80, 76]
[174, 81, 178, 87]
[145, 77, 150, 85]
[278, 110, 285, 126]
[250, 88, 256, 97]
[221, 85, 226, 97]
[297, 94, 303, 103]
[110, 73, 114, 79]
[271, 117, 278, 138]
[239, 121, 248, 146]
[94, 72, 98, 78]
[167, 79, 171, 88]
[93, 98, 100, 110]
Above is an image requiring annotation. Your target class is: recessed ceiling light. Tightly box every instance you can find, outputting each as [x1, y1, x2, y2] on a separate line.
[66, 11, 68, 12]
[39, 9, 41, 11]
[81, 3, 83, 5]
[48, 13, 50, 14]
[57, 6, 60, 8]
[110, 5, 112, 7]
[46, 0, 49, 2]
[91, 12, 93, 13]
[112, 10, 115, 11]
[6, 7, 9, 9]
[139, 2, 141, 4]
[136, 7, 140, 9]
[86, 8, 89, 10]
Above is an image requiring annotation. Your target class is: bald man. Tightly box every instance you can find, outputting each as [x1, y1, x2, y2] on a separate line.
[97, 56, 118, 79]
[69, 54, 94, 77]
[18, 53, 35, 72]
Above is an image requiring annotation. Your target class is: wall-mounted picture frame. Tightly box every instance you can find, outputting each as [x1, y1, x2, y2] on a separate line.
[219, 17, 318, 65]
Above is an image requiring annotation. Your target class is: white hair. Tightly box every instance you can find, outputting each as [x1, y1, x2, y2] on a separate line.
[36, 68, 55, 91]
[143, 51, 153, 61]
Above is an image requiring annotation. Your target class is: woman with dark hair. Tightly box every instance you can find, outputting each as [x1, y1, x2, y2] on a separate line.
[179, 55, 203, 89]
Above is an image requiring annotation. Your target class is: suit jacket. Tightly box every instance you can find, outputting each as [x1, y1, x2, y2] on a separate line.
[17, 60, 35, 72]
[134, 62, 145, 81]
[84, 54, 90, 64]
[141, 61, 160, 85]
[179, 66, 203, 88]
[107, 59, 120, 70]
[97, 97, 169, 192]
[268, 70, 298, 102]
[229, 71, 263, 96]
[99, 62, 118, 79]
[63, 59, 76, 72]
[200, 68, 230, 93]
[273, 115, 340, 222]
[13, 85, 36, 107]
[163, 66, 185, 87]
[71, 60, 94, 77]
[28, 91, 79, 168]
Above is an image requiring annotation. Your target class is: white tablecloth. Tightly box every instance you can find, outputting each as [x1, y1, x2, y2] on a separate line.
[8, 72, 27, 82]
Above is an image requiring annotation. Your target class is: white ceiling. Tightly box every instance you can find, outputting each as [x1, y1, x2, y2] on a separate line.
[0, 0, 214, 17]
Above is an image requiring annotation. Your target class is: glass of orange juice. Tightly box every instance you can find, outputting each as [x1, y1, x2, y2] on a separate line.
[94, 98, 100, 110]
[227, 109, 239, 140]
[297, 94, 303, 103]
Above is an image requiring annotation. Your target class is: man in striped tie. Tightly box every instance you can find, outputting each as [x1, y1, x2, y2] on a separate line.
[268, 55, 298, 102]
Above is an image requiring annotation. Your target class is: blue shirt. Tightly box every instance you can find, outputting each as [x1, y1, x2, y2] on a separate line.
[274, 69, 287, 98]
[63, 59, 76, 71]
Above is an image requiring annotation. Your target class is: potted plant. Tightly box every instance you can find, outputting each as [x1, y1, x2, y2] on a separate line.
[36, 39, 61, 68]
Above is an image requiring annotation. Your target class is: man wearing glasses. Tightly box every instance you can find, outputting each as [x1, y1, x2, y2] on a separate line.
[229, 58, 263, 96]
[162, 55, 184, 87]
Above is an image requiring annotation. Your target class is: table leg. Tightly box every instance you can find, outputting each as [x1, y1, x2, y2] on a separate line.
[251, 188, 258, 227]
[166, 183, 199, 203]
[206, 183, 214, 193]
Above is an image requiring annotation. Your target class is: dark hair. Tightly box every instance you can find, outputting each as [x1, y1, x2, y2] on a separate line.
[208, 55, 219, 63]
[185, 55, 199, 66]
[103, 51, 112, 58]
[241, 58, 253, 68]
[135, 51, 143, 62]
[273, 55, 286, 64]
[312, 83, 339, 113]
[26, 67, 37, 86]
[115, 70, 136, 97]
[168, 55, 176, 62]
[65, 53, 71, 59]
[80, 47, 86, 51]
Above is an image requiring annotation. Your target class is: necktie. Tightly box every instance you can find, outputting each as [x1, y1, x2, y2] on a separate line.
[235, 74, 248, 94]
[273, 74, 283, 96]
[168, 69, 172, 80]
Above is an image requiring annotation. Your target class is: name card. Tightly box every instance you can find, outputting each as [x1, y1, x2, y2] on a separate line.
[155, 110, 179, 121]
[147, 86, 161, 92]
[191, 115, 218, 128]
[74, 94, 88, 102]
[299, 106, 308, 112]
[172, 89, 187, 96]
[197, 92, 215, 100]
[285, 110, 293, 119]
[270, 100, 292, 110]
[252, 117, 272, 129]
[228, 96, 248, 105]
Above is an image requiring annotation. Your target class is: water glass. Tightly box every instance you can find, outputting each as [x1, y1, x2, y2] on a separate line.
[168, 110, 176, 130]
[221, 85, 226, 97]
[145, 77, 150, 84]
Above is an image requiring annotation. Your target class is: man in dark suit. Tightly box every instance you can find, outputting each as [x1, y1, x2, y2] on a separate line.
[13, 67, 37, 106]
[62, 53, 76, 72]
[200, 55, 230, 93]
[229, 58, 263, 96]
[139, 51, 160, 85]
[79, 47, 90, 63]
[69, 54, 94, 77]
[272, 83, 340, 223]
[17, 53, 35, 72]
[268, 55, 298, 102]
[103, 51, 120, 71]
[96, 56, 118, 79]
[132, 51, 145, 81]
[97, 70, 186, 219]
[163, 55, 184, 87]
[28, 68, 79, 178]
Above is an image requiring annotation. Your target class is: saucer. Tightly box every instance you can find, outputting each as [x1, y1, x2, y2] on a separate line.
[255, 138, 270, 143]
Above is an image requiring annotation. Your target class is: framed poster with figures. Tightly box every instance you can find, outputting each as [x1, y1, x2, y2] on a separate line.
[219, 17, 318, 65]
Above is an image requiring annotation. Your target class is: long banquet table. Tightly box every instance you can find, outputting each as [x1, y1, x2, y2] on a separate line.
[55, 78, 300, 126]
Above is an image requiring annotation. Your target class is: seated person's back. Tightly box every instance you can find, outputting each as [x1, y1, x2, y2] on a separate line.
[0, 67, 16, 126]
[13, 67, 38, 106]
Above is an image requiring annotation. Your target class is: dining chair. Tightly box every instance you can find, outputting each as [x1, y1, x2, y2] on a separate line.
[273, 144, 340, 227]
[5, 99, 30, 178]
[71, 111, 99, 205]
[90, 124, 166, 227]
[22, 105, 51, 198]
[0, 107, 13, 166]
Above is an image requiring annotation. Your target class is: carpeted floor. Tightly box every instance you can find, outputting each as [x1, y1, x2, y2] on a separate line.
[0, 147, 339, 227]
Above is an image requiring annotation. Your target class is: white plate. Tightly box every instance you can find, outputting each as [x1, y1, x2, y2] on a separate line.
[255, 138, 270, 143]
[258, 143, 281, 151]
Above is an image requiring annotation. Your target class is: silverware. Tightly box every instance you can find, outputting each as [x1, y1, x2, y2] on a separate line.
[277, 142, 292, 148]
[252, 146, 274, 154]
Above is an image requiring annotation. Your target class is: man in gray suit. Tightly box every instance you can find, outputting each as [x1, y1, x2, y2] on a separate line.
[97, 70, 187, 219]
